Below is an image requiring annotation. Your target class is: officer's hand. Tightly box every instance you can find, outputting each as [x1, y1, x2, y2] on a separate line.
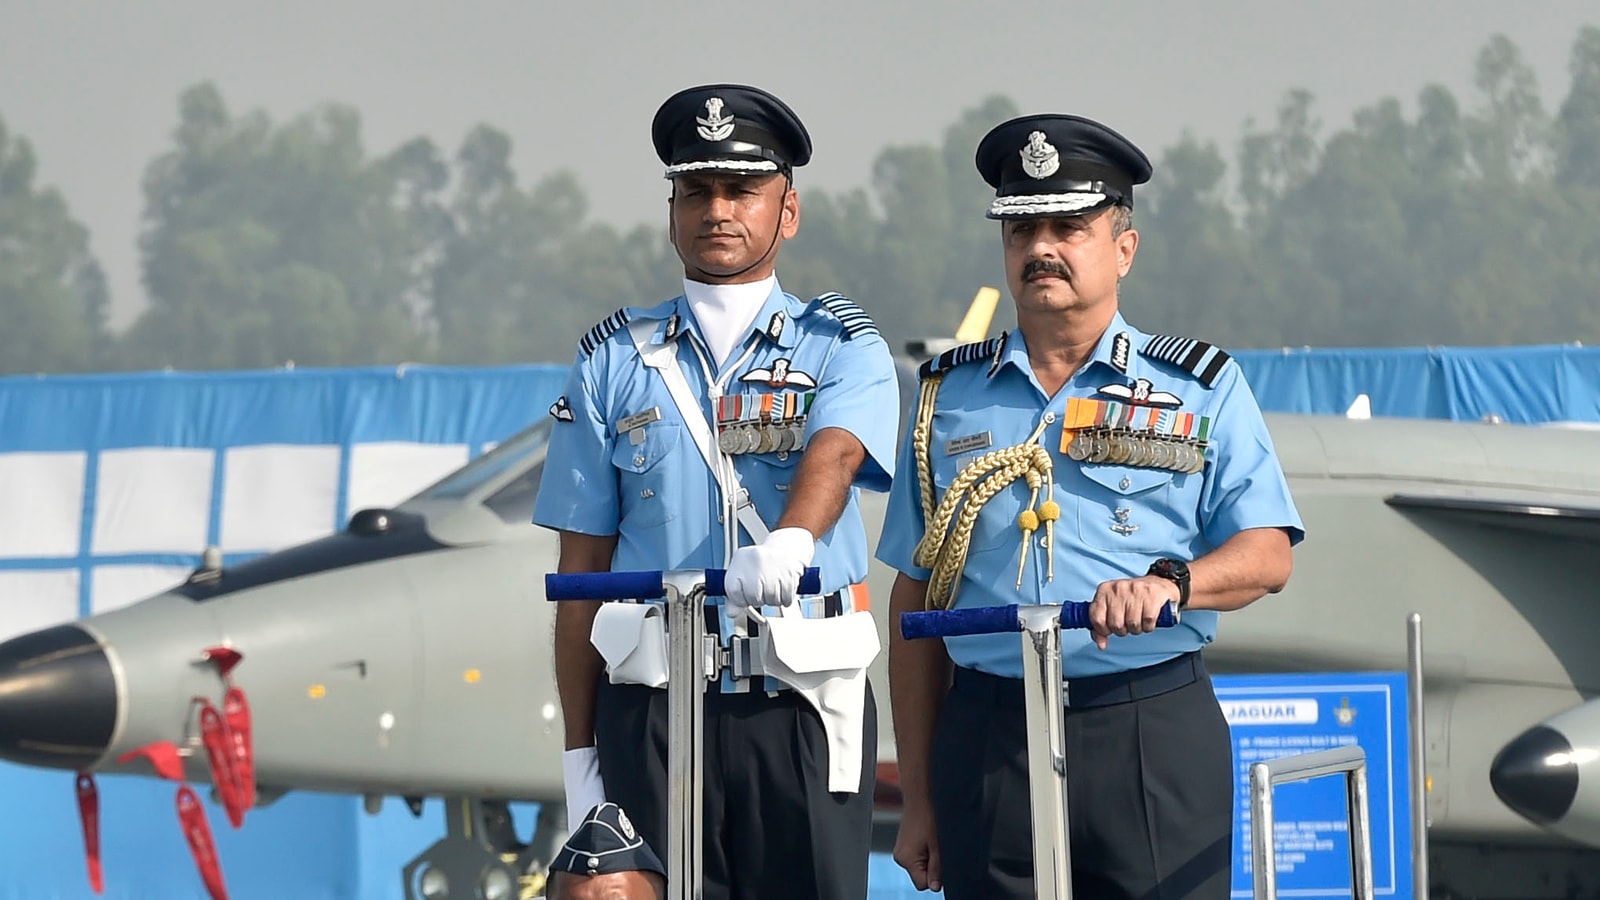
[1088, 575, 1178, 650]
[723, 526, 816, 618]
[892, 805, 943, 892]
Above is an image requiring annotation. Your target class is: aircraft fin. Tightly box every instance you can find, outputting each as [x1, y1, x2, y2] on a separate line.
[954, 287, 1001, 343]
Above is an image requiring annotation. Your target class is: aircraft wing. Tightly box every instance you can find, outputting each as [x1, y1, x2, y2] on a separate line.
[1385, 493, 1600, 542]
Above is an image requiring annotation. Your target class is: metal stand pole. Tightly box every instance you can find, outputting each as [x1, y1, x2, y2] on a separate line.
[1407, 612, 1429, 897]
[664, 573, 707, 900]
[1019, 607, 1072, 900]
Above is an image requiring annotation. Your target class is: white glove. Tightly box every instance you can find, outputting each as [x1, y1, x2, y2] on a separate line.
[724, 526, 816, 618]
[562, 746, 606, 827]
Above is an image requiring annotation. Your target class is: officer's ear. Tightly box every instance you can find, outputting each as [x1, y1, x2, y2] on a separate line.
[1116, 225, 1139, 278]
[667, 189, 677, 245]
[779, 181, 800, 239]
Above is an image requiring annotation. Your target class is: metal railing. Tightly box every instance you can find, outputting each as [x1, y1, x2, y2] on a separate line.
[1249, 743, 1374, 900]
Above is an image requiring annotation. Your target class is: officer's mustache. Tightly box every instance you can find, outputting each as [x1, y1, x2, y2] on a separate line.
[1022, 259, 1071, 281]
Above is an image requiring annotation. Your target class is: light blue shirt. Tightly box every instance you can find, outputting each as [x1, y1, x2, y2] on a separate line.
[534, 280, 899, 633]
[875, 312, 1304, 679]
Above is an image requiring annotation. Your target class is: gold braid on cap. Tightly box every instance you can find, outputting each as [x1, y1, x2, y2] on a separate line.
[911, 374, 1058, 610]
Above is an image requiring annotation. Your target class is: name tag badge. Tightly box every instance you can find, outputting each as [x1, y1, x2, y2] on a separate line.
[615, 407, 662, 435]
[944, 431, 993, 456]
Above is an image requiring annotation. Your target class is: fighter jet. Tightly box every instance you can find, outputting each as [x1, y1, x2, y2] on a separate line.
[3, 294, 1600, 899]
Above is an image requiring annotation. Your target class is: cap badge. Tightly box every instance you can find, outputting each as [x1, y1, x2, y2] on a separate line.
[617, 807, 637, 841]
[1020, 130, 1060, 180]
[697, 97, 735, 142]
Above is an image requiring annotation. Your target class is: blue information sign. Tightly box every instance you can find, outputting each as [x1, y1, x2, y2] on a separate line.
[1214, 672, 1413, 898]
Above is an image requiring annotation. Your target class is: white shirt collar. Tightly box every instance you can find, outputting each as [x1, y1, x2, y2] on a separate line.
[682, 275, 776, 367]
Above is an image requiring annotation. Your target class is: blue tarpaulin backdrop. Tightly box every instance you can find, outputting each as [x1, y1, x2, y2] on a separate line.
[0, 344, 1595, 898]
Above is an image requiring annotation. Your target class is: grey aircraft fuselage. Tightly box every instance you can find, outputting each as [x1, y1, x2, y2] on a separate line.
[3, 362, 1600, 897]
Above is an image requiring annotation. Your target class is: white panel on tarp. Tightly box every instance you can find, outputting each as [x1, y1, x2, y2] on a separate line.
[0, 570, 80, 640]
[221, 445, 341, 552]
[347, 443, 469, 514]
[90, 565, 193, 615]
[0, 452, 87, 558]
[91, 448, 214, 555]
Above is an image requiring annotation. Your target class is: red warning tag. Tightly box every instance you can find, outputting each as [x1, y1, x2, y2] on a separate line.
[116, 741, 186, 782]
[76, 773, 103, 894]
[177, 785, 230, 900]
[223, 686, 255, 812]
[197, 700, 245, 829]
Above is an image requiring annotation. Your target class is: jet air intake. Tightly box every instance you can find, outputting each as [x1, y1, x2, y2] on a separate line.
[0, 624, 116, 768]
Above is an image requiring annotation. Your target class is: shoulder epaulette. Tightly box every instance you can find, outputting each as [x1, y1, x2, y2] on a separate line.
[578, 308, 632, 357]
[1141, 334, 1232, 388]
[918, 336, 1005, 379]
[810, 292, 879, 340]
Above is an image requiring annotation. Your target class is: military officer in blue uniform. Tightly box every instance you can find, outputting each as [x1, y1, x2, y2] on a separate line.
[877, 114, 1305, 899]
[533, 83, 898, 900]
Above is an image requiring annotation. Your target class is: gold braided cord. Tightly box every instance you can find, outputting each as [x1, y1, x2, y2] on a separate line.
[915, 445, 1014, 569]
[923, 437, 1056, 611]
[926, 450, 1038, 609]
[911, 374, 943, 536]
[910, 364, 1065, 611]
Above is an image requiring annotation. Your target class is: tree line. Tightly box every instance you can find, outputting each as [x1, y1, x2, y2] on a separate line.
[3, 27, 1599, 375]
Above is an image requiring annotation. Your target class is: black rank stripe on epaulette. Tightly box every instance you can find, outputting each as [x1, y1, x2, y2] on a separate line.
[578, 308, 632, 357]
[1142, 334, 1232, 388]
[813, 292, 879, 339]
[918, 336, 1005, 379]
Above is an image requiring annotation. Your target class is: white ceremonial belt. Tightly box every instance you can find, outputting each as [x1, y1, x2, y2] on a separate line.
[750, 607, 880, 794]
[590, 597, 880, 794]
[590, 603, 669, 688]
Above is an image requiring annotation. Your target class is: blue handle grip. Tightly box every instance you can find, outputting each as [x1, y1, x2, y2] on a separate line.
[545, 568, 822, 600]
[546, 571, 666, 601]
[900, 601, 1178, 639]
[901, 605, 1022, 639]
[702, 567, 822, 598]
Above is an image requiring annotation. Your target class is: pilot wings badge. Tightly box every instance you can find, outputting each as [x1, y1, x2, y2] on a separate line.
[696, 97, 735, 142]
[1097, 378, 1182, 409]
[1020, 131, 1060, 180]
[741, 358, 817, 389]
[549, 396, 575, 422]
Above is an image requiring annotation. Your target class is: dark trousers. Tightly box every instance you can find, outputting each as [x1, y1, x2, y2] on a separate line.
[931, 654, 1233, 900]
[594, 679, 876, 900]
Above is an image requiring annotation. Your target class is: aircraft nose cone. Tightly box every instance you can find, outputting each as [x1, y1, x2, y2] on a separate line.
[1491, 724, 1580, 825]
[0, 624, 117, 769]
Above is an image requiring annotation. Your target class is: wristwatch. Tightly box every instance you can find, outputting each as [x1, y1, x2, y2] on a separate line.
[1147, 558, 1190, 610]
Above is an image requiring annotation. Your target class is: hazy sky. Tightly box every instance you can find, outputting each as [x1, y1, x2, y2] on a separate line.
[3, 0, 1596, 329]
